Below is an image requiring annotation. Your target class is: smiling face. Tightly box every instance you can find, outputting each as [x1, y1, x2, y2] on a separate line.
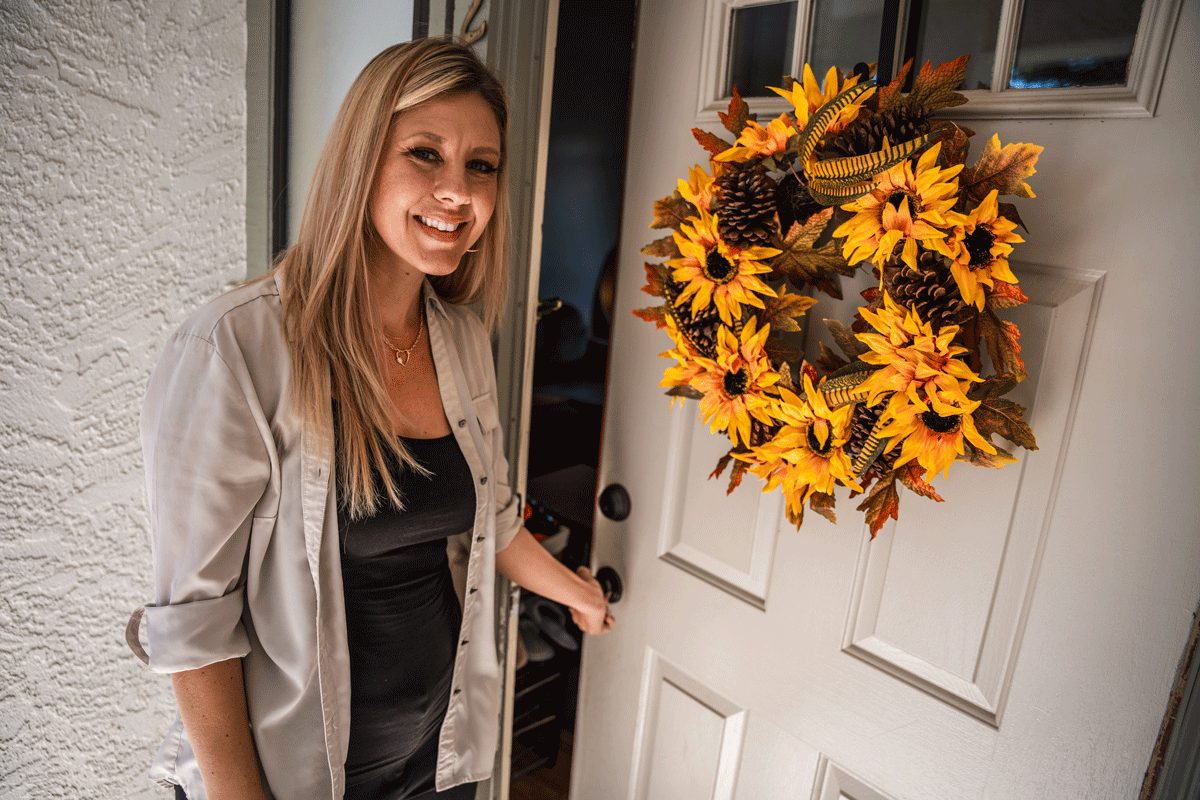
[368, 91, 502, 283]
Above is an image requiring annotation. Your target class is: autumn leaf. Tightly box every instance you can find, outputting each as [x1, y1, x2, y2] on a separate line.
[718, 85, 756, 136]
[815, 341, 849, 376]
[964, 441, 1019, 468]
[856, 473, 899, 539]
[692, 127, 733, 157]
[824, 318, 869, 360]
[727, 457, 749, 495]
[632, 305, 670, 329]
[937, 124, 972, 168]
[988, 281, 1029, 309]
[877, 59, 915, 112]
[640, 261, 672, 298]
[960, 135, 1043, 207]
[710, 450, 733, 481]
[665, 384, 704, 401]
[758, 290, 818, 333]
[997, 202, 1029, 232]
[641, 235, 680, 259]
[651, 191, 697, 231]
[907, 55, 970, 113]
[980, 306, 1025, 377]
[973, 397, 1038, 451]
[809, 491, 837, 524]
[773, 209, 855, 293]
[896, 463, 944, 502]
[968, 372, 1022, 402]
[777, 360, 794, 390]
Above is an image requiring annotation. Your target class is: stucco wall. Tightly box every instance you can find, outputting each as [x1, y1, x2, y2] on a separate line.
[0, 2, 246, 797]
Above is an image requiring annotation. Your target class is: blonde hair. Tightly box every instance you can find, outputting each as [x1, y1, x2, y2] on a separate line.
[272, 38, 510, 519]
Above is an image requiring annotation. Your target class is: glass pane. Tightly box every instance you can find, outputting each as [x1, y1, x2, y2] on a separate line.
[725, 2, 798, 97]
[913, 0, 1004, 90]
[1011, 0, 1145, 88]
[809, 0, 885, 75]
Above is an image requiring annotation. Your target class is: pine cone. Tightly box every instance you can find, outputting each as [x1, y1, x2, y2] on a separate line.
[882, 250, 972, 330]
[715, 165, 777, 248]
[844, 401, 897, 480]
[816, 105, 931, 161]
[775, 172, 825, 232]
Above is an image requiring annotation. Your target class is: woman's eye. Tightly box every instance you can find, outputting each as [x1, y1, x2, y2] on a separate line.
[407, 147, 439, 163]
[468, 160, 499, 175]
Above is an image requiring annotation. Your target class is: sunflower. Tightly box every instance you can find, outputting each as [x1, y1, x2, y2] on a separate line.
[833, 143, 964, 270]
[876, 389, 996, 481]
[678, 164, 719, 213]
[744, 375, 860, 504]
[855, 291, 979, 412]
[713, 115, 797, 164]
[689, 317, 780, 447]
[769, 64, 870, 133]
[944, 189, 1023, 310]
[659, 315, 705, 405]
[670, 208, 780, 325]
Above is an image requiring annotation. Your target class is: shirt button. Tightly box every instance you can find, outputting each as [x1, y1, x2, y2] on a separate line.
[468, 586, 477, 594]
[479, 476, 487, 485]
[461, 639, 469, 646]
[458, 419, 466, 428]
[453, 689, 461, 696]
[476, 535, 484, 542]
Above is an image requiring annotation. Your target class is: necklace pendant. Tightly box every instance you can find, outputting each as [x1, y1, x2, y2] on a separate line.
[396, 351, 408, 366]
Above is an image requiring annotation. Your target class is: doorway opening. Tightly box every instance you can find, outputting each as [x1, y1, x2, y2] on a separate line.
[509, 1, 638, 797]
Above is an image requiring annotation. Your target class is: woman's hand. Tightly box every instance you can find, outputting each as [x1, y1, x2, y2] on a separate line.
[496, 529, 615, 636]
[569, 565, 615, 635]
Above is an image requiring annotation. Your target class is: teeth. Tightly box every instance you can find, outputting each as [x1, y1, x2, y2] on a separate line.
[418, 215, 462, 232]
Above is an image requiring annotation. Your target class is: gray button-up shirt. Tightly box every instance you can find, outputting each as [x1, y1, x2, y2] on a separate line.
[136, 274, 521, 798]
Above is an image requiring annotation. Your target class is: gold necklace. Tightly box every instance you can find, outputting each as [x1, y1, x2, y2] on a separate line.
[381, 310, 424, 367]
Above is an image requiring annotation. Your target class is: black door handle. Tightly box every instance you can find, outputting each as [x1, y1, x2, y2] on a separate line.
[596, 566, 623, 603]
[598, 483, 631, 521]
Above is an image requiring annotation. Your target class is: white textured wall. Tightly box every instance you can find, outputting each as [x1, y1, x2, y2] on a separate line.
[0, 2, 246, 797]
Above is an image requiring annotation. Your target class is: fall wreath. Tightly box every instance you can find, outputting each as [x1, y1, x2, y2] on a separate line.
[634, 56, 1043, 536]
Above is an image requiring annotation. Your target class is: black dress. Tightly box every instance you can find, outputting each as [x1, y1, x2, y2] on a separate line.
[338, 433, 478, 800]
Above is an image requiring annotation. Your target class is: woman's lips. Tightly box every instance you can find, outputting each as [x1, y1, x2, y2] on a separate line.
[416, 215, 466, 243]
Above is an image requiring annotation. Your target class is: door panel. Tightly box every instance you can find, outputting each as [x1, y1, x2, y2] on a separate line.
[573, 1, 1200, 798]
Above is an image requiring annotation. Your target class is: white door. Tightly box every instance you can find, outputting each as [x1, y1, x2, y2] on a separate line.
[572, 2, 1200, 799]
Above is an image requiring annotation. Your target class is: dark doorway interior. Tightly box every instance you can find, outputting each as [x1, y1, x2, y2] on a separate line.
[510, 1, 638, 796]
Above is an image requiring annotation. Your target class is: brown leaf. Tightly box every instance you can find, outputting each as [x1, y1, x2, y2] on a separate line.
[651, 191, 697, 231]
[979, 307, 1026, 378]
[809, 491, 837, 524]
[973, 397, 1038, 451]
[641, 261, 672, 298]
[896, 463, 944, 502]
[815, 341, 849, 376]
[692, 127, 733, 157]
[726, 458, 749, 495]
[825, 318, 868, 359]
[905, 55, 970, 113]
[773, 209, 855, 292]
[997, 202, 1029, 232]
[718, 85, 756, 136]
[666, 384, 704, 401]
[641, 235, 680, 259]
[988, 281, 1029, 309]
[758, 290, 818, 334]
[856, 473, 899, 539]
[877, 59, 915, 112]
[960, 135, 1043, 207]
[777, 361, 794, 390]
[937, 124, 972, 168]
[632, 305, 670, 329]
[968, 372, 1022, 401]
[965, 441, 1019, 468]
[710, 450, 733, 481]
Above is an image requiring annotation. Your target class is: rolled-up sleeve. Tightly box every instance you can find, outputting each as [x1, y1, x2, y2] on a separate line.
[140, 332, 272, 673]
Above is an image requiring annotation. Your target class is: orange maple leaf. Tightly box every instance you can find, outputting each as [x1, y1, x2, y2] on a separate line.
[651, 191, 696, 231]
[897, 463, 945, 502]
[961, 134, 1043, 206]
[718, 86, 756, 136]
[692, 127, 733, 157]
[856, 473, 899, 539]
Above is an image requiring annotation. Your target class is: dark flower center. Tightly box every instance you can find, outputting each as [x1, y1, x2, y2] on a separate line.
[964, 226, 996, 267]
[704, 250, 736, 283]
[723, 368, 748, 397]
[806, 423, 833, 456]
[886, 191, 913, 215]
[920, 409, 961, 434]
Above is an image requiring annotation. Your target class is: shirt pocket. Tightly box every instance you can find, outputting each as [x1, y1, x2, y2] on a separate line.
[471, 391, 500, 435]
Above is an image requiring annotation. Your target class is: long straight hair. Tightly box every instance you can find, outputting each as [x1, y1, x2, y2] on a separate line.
[272, 38, 510, 519]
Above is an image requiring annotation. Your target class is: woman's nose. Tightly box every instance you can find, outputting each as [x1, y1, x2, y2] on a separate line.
[434, 166, 470, 205]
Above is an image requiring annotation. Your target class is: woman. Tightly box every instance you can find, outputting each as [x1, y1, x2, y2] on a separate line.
[131, 38, 612, 800]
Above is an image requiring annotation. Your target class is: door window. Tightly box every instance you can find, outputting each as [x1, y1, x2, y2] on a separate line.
[702, 0, 1182, 119]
